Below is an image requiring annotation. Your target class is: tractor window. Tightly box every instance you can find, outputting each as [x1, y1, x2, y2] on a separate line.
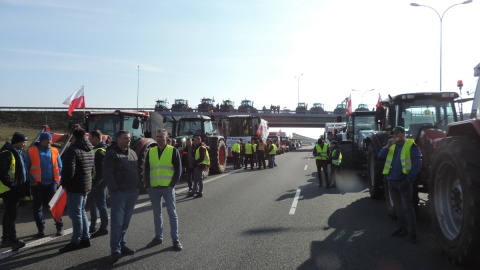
[204, 120, 214, 135]
[399, 99, 455, 137]
[123, 116, 144, 141]
[87, 115, 121, 140]
[178, 120, 202, 136]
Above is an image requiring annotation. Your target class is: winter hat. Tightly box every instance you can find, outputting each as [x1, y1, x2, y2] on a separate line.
[39, 132, 52, 142]
[393, 126, 406, 134]
[11, 132, 28, 144]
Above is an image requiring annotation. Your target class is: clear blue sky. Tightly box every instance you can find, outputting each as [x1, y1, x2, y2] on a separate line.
[1, 0, 479, 138]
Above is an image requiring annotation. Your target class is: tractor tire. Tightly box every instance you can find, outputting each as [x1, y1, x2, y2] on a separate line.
[209, 137, 227, 175]
[339, 141, 354, 170]
[429, 136, 480, 266]
[137, 140, 157, 194]
[367, 145, 384, 199]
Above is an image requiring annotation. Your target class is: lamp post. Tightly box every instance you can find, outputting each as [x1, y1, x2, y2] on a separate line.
[295, 73, 303, 105]
[410, 0, 472, 92]
[351, 88, 374, 104]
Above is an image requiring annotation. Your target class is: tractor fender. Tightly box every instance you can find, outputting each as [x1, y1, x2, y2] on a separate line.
[367, 131, 389, 154]
[445, 119, 480, 140]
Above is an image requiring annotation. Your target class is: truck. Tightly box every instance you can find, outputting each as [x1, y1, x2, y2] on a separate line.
[164, 114, 227, 175]
[218, 115, 268, 159]
[84, 110, 157, 190]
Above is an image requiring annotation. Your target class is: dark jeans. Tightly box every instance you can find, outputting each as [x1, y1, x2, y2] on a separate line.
[232, 152, 240, 169]
[31, 183, 63, 231]
[315, 160, 329, 186]
[244, 154, 254, 169]
[185, 168, 194, 191]
[257, 151, 266, 169]
[87, 181, 109, 230]
[1, 191, 20, 241]
[388, 179, 417, 235]
[110, 190, 138, 253]
[193, 167, 204, 193]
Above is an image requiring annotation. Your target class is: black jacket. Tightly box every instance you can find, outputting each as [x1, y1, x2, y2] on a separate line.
[0, 142, 30, 198]
[92, 142, 107, 188]
[61, 138, 94, 193]
[103, 145, 139, 193]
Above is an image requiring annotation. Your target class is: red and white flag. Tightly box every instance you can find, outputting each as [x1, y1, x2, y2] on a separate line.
[346, 94, 352, 115]
[376, 93, 382, 108]
[63, 86, 86, 116]
[49, 186, 66, 223]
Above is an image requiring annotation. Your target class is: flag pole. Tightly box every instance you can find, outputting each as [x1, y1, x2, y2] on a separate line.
[137, 66, 139, 111]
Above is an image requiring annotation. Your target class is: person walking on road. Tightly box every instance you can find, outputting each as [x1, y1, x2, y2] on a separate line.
[87, 130, 109, 238]
[188, 136, 210, 198]
[329, 140, 342, 189]
[59, 128, 94, 253]
[378, 126, 422, 244]
[144, 129, 183, 251]
[25, 132, 64, 237]
[181, 138, 195, 193]
[103, 130, 139, 263]
[312, 138, 329, 188]
[0, 132, 29, 251]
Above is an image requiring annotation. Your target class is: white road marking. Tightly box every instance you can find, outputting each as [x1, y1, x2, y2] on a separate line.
[289, 189, 301, 215]
[304, 165, 308, 170]
[0, 170, 235, 261]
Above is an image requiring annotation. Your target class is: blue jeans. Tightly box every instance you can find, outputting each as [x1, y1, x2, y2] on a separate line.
[147, 187, 179, 241]
[88, 181, 109, 230]
[67, 191, 89, 243]
[388, 179, 417, 235]
[268, 155, 275, 168]
[110, 191, 138, 253]
[31, 183, 63, 231]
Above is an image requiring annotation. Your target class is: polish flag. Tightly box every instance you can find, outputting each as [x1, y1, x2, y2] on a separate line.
[376, 93, 382, 108]
[49, 186, 66, 223]
[63, 86, 86, 116]
[346, 94, 352, 115]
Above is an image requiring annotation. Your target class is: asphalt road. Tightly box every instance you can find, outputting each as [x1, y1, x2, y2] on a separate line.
[0, 146, 466, 270]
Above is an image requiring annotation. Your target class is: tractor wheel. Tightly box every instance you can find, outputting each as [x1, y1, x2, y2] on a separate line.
[429, 136, 480, 266]
[209, 137, 226, 175]
[137, 140, 157, 194]
[367, 145, 384, 199]
[339, 141, 354, 170]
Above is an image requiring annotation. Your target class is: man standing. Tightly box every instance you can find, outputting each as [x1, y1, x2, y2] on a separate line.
[243, 140, 255, 170]
[379, 126, 422, 244]
[188, 136, 210, 198]
[329, 140, 342, 189]
[239, 138, 245, 168]
[145, 129, 183, 251]
[103, 130, 138, 263]
[312, 138, 329, 188]
[0, 132, 29, 251]
[25, 132, 64, 237]
[256, 138, 266, 170]
[231, 140, 240, 169]
[87, 130, 109, 238]
[59, 128, 94, 253]
[181, 138, 194, 194]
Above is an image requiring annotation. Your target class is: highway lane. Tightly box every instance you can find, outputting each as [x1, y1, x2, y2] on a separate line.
[0, 146, 464, 269]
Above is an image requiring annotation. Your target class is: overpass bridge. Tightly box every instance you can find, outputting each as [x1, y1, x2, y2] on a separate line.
[156, 111, 345, 128]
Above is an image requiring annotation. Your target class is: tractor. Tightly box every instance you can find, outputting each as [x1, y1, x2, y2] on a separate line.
[237, 99, 257, 113]
[171, 99, 193, 112]
[197, 98, 216, 113]
[219, 100, 236, 112]
[295, 102, 308, 114]
[164, 114, 227, 175]
[309, 103, 327, 114]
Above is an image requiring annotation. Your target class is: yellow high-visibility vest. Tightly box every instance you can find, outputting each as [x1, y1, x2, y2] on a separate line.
[195, 146, 210, 165]
[315, 144, 328, 160]
[149, 145, 174, 187]
[383, 139, 414, 175]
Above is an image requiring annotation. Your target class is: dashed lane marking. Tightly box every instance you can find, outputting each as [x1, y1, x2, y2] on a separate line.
[289, 189, 301, 215]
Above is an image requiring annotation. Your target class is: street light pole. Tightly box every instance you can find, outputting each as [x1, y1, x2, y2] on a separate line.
[295, 73, 303, 105]
[410, 0, 472, 92]
[351, 88, 374, 104]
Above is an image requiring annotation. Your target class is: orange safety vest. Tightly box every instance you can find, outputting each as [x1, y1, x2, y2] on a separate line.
[28, 147, 61, 183]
